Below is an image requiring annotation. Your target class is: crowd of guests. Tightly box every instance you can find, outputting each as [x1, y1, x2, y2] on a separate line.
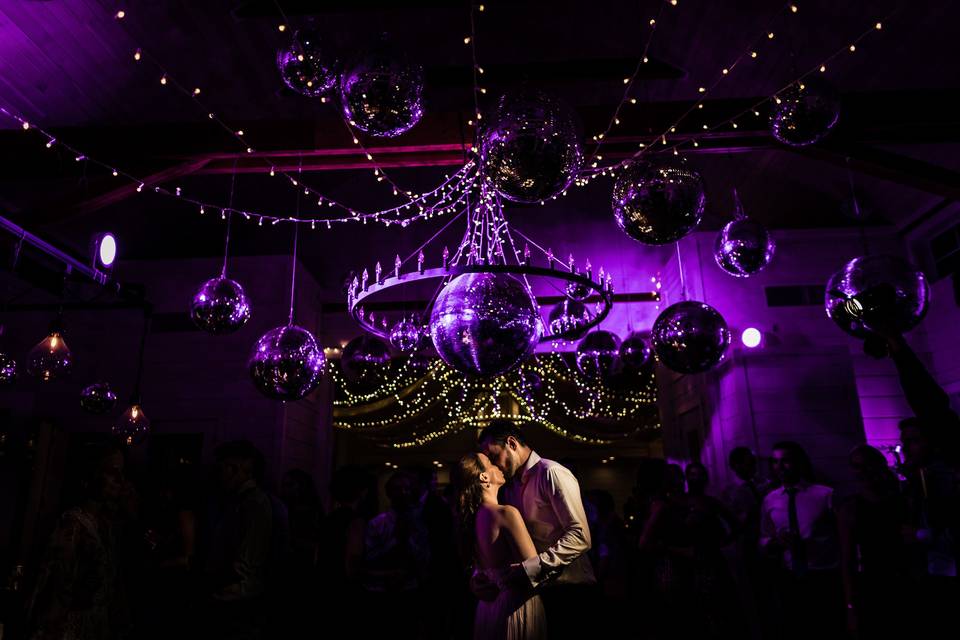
[10, 331, 959, 639]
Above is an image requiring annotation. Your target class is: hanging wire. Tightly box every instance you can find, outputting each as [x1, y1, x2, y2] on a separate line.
[288, 158, 303, 326]
[845, 156, 870, 256]
[221, 159, 239, 277]
[132, 309, 152, 399]
[675, 241, 687, 301]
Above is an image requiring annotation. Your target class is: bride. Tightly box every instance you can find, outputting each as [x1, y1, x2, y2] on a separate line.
[455, 452, 546, 640]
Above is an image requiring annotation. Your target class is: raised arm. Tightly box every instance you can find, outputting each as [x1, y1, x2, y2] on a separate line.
[519, 465, 592, 588]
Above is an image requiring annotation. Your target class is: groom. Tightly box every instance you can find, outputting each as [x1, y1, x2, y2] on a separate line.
[476, 420, 596, 637]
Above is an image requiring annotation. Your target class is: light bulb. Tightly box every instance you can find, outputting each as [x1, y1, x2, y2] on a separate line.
[26, 331, 73, 382]
[114, 402, 150, 444]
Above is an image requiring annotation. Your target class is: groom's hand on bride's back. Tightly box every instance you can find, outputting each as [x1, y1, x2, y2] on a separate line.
[469, 570, 500, 601]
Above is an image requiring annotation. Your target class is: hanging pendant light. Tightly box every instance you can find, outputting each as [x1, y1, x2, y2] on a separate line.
[26, 315, 73, 382]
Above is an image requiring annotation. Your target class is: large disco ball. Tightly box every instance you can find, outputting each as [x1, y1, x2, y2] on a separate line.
[430, 272, 541, 377]
[547, 299, 592, 340]
[190, 277, 251, 335]
[341, 335, 391, 389]
[481, 91, 582, 203]
[575, 331, 622, 379]
[249, 325, 325, 400]
[652, 301, 731, 374]
[619, 332, 652, 370]
[276, 30, 338, 97]
[714, 218, 775, 277]
[340, 43, 423, 138]
[612, 161, 706, 245]
[770, 78, 840, 147]
[825, 255, 929, 338]
[0, 351, 15, 386]
[388, 318, 423, 353]
[80, 382, 118, 415]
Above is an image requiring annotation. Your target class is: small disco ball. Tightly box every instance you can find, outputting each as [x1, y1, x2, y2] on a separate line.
[80, 382, 118, 415]
[619, 332, 652, 370]
[770, 77, 840, 147]
[190, 277, 252, 335]
[565, 280, 591, 302]
[249, 325, 325, 401]
[0, 351, 16, 386]
[825, 255, 929, 338]
[430, 272, 541, 377]
[276, 29, 338, 97]
[612, 161, 706, 245]
[481, 91, 582, 203]
[714, 218, 776, 277]
[341, 335, 392, 389]
[576, 331, 622, 379]
[340, 42, 423, 138]
[389, 318, 423, 353]
[652, 301, 731, 374]
[548, 299, 592, 340]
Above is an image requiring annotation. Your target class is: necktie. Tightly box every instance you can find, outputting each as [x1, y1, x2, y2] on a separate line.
[786, 487, 808, 575]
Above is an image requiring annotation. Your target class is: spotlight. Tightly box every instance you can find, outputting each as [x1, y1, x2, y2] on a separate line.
[92, 233, 117, 271]
[741, 327, 762, 349]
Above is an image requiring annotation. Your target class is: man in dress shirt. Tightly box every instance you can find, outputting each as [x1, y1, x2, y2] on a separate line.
[477, 420, 596, 639]
[760, 441, 843, 639]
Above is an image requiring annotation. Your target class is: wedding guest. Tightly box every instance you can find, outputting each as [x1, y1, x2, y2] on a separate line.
[760, 441, 843, 639]
[26, 440, 130, 640]
[585, 490, 628, 635]
[276, 469, 323, 639]
[838, 444, 912, 637]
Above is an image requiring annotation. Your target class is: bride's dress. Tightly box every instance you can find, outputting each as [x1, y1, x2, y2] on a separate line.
[473, 566, 546, 640]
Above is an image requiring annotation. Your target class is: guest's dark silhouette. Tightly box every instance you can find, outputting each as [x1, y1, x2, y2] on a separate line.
[204, 440, 273, 640]
[760, 441, 843, 639]
[585, 490, 628, 636]
[26, 439, 130, 640]
[275, 468, 323, 639]
[838, 444, 912, 638]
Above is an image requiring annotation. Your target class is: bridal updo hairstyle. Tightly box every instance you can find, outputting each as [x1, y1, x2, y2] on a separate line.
[453, 452, 486, 560]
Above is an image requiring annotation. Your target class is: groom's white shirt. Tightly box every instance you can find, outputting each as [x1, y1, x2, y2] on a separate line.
[502, 450, 596, 588]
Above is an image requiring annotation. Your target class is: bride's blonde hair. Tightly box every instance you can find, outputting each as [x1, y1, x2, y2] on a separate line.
[452, 453, 486, 560]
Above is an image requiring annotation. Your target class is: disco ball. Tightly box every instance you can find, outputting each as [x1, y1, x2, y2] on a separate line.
[575, 331, 622, 379]
[249, 325, 325, 400]
[405, 352, 432, 376]
[341, 335, 391, 389]
[565, 280, 591, 302]
[80, 382, 118, 415]
[430, 272, 541, 377]
[619, 332, 652, 370]
[26, 331, 73, 382]
[0, 351, 16, 386]
[714, 218, 775, 277]
[389, 318, 423, 353]
[825, 255, 929, 338]
[547, 299, 592, 340]
[114, 403, 150, 445]
[340, 43, 423, 138]
[770, 78, 840, 147]
[612, 161, 706, 245]
[652, 301, 731, 374]
[276, 29, 338, 97]
[518, 368, 542, 403]
[481, 91, 582, 203]
[190, 277, 251, 335]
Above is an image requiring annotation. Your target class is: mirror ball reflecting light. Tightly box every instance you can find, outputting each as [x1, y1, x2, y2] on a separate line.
[80, 382, 118, 414]
[276, 29, 338, 97]
[249, 325, 325, 400]
[389, 318, 423, 353]
[619, 332, 652, 370]
[825, 254, 929, 338]
[575, 331, 622, 379]
[612, 161, 706, 245]
[481, 91, 582, 203]
[191, 277, 252, 335]
[652, 301, 731, 374]
[0, 351, 16, 386]
[114, 403, 150, 445]
[548, 299, 592, 340]
[430, 272, 541, 377]
[340, 44, 423, 138]
[770, 78, 840, 147]
[26, 331, 73, 382]
[341, 335, 392, 389]
[714, 218, 776, 277]
[565, 280, 591, 302]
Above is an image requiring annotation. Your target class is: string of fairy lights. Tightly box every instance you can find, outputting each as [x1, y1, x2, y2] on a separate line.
[329, 354, 658, 448]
